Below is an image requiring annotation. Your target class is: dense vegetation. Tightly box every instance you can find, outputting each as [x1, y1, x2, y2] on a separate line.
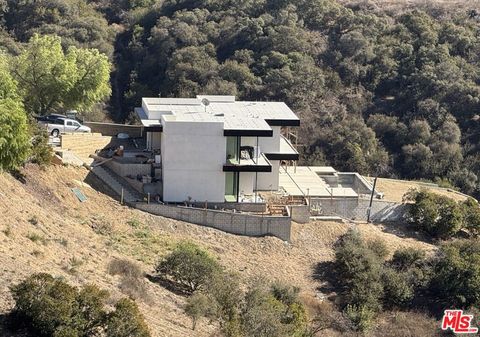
[2, 0, 480, 194]
[330, 229, 480, 332]
[9, 273, 151, 337]
[405, 189, 480, 238]
[156, 242, 310, 336]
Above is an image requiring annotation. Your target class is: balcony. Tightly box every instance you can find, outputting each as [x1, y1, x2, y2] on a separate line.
[223, 152, 272, 172]
[264, 135, 299, 161]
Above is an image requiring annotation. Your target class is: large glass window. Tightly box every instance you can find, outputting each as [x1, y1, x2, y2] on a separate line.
[225, 172, 238, 202]
[226, 136, 240, 164]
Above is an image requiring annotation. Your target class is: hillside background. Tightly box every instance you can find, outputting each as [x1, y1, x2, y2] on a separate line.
[2, 0, 480, 197]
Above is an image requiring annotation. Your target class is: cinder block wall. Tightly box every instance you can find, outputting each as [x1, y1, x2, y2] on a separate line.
[61, 133, 113, 161]
[105, 160, 151, 177]
[190, 202, 267, 213]
[135, 203, 291, 241]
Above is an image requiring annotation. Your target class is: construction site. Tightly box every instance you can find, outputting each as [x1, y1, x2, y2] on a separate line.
[49, 119, 470, 242]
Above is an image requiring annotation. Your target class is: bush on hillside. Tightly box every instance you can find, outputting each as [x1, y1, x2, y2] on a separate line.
[381, 268, 415, 308]
[463, 198, 480, 236]
[106, 298, 151, 337]
[156, 242, 222, 293]
[404, 189, 465, 238]
[430, 240, 480, 308]
[332, 230, 436, 331]
[170, 241, 310, 336]
[10, 273, 151, 337]
[29, 121, 52, 166]
[0, 99, 30, 171]
[185, 293, 216, 330]
[391, 247, 426, 270]
[344, 304, 376, 332]
[108, 258, 143, 279]
[334, 230, 384, 312]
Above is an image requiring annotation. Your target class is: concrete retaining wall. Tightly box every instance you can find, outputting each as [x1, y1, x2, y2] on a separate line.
[135, 203, 291, 241]
[84, 122, 143, 138]
[310, 198, 407, 222]
[289, 205, 310, 223]
[61, 133, 113, 161]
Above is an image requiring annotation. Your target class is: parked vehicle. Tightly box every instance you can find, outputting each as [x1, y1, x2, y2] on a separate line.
[42, 117, 91, 137]
[36, 114, 67, 124]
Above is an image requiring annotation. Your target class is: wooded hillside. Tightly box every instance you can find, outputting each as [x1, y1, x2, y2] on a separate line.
[2, 0, 480, 195]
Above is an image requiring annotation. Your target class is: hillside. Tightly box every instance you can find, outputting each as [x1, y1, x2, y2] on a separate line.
[0, 164, 435, 336]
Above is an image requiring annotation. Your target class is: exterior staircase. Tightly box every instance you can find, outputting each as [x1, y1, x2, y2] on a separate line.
[91, 165, 144, 204]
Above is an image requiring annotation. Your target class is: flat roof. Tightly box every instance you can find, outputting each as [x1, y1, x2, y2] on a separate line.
[139, 96, 300, 131]
[135, 107, 163, 127]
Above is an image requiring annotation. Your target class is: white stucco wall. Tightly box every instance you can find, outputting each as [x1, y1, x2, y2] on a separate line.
[161, 119, 226, 202]
[239, 172, 255, 195]
[258, 126, 281, 153]
[257, 160, 280, 191]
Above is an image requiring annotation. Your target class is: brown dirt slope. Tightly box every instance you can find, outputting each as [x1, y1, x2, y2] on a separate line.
[365, 177, 470, 203]
[0, 165, 434, 336]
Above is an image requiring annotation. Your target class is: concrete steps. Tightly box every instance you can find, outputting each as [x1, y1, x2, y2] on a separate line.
[91, 165, 144, 204]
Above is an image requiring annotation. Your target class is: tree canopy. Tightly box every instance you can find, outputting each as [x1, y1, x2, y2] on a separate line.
[12, 34, 111, 116]
[2, 0, 480, 193]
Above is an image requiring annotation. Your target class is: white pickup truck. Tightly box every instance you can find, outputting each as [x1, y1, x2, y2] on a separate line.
[40, 117, 91, 137]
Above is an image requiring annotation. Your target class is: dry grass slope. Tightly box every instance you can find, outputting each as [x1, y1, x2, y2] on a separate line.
[0, 165, 435, 336]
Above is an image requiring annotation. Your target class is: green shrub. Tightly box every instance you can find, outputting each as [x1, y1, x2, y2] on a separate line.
[344, 304, 376, 332]
[10, 273, 151, 337]
[334, 230, 384, 311]
[271, 283, 300, 306]
[29, 120, 52, 166]
[11, 273, 78, 336]
[430, 240, 480, 308]
[0, 99, 30, 171]
[404, 189, 464, 238]
[183, 272, 309, 336]
[106, 298, 150, 337]
[156, 242, 221, 292]
[185, 293, 215, 330]
[462, 198, 480, 236]
[381, 268, 414, 308]
[392, 247, 426, 270]
[367, 239, 389, 259]
[70, 285, 109, 336]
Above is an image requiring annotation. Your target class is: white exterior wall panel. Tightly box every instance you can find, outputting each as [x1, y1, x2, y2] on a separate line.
[162, 119, 226, 202]
[257, 160, 280, 191]
[258, 126, 281, 153]
[239, 172, 255, 195]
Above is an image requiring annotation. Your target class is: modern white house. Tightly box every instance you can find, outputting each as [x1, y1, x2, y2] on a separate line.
[135, 95, 299, 203]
